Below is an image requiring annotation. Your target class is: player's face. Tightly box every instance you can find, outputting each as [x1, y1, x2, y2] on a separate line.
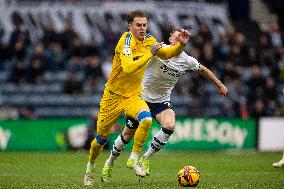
[128, 17, 148, 40]
[169, 31, 180, 45]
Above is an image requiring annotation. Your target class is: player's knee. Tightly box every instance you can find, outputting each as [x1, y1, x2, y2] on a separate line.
[162, 121, 175, 131]
[125, 117, 139, 129]
[138, 111, 152, 127]
[95, 135, 108, 145]
[161, 112, 175, 131]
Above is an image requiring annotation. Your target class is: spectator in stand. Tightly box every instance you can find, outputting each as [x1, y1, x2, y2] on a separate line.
[84, 55, 103, 94]
[59, 19, 78, 51]
[19, 105, 37, 119]
[101, 24, 120, 56]
[250, 99, 266, 118]
[246, 65, 265, 103]
[69, 36, 86, 58]
[229, 44, 244, 66]
[201, 42, 215, 69]
[264, 77, 278, 101]
[85, 55, 103, 81]
[0, 21, 4, 44]
[46, 42, 67, 71]
[63, 71, 83, 95]
[277, 51, 284, 82]
[8, 60, 27, 85]
[192, 34, 205, 50]
[245, 47, 259, 67]
[0, 104, 19, 120]
[266, 99, 278, 116]
[67, 55, 85, 72]
[12, 37, 27, 61]
[268, 22, 283, 48]
[258, 33, 274, 67]
[158, 17, 175, 43]
[0, 22, 11, 69]
[215, 34, 231, 62]
[9, 11, 30, 61]
[41, 22, 60, 48]
[221, 100, 236, 118]
[26, 57, 45, 84]
[198, 22, 213, 43]
[86, 35, 100, 57]
[101, 54, 113, 79]
[220, 60, 240, 83]
[30, 42, 49, 69]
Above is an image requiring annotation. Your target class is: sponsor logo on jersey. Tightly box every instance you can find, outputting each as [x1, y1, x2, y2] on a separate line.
[133, 56, 142, 61]
[160, 63, 180, 78]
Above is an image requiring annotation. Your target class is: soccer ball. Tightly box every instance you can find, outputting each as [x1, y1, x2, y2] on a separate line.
[177, 165, 200, 187]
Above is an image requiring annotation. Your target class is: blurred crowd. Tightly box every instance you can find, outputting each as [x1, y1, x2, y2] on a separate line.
[0, 10, 283, 119]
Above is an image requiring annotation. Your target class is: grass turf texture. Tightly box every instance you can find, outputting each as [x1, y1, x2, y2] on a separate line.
[0, 151, 283, 188]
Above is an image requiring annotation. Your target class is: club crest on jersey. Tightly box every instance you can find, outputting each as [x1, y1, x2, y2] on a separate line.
[123, 45, 131, 56]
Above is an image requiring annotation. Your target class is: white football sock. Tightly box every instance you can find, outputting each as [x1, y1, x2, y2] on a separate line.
[129, 152, 139, 160]
[87, 162, 95, 170]
[143, 127, 173, 159]
[106, 134, 128, 166]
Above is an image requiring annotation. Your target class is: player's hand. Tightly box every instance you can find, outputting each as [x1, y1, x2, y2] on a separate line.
[176, 29, 191, 46]
[151, 42, 163, 55]
[218, 84, 228, 97]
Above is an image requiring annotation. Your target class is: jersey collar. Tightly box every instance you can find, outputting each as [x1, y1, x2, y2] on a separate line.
[129, 31, 147, 44]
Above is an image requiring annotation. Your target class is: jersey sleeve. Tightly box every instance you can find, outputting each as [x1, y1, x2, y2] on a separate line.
[183, 52, 200, 71]
[156, 43, 185, 60]
[120, 33, 153, 74]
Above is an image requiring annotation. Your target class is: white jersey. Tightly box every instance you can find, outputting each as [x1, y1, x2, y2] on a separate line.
[142, 47, 200, 103]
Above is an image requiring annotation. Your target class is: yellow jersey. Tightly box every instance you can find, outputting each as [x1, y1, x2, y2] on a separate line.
[106, 32, 184, 97]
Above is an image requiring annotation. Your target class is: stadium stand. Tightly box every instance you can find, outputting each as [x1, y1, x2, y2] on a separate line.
[0, 0, 283, 118]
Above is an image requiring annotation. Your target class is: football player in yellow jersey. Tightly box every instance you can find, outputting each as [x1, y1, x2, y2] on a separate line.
[84, 9, 190, 186]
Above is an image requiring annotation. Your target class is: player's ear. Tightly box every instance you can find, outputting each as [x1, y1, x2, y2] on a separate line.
[128, 23, 132, 30]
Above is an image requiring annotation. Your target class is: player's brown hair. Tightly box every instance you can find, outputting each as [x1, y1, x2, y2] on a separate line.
[127, 9, 148, 24]
[170, 28, 182, 36]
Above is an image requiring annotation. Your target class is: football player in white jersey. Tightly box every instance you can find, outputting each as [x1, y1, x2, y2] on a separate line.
[101, 29, 228, 181]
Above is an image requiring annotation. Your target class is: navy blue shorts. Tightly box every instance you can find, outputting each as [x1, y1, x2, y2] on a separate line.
[125, 101, 173, 129]
[146, 101, 173, 118]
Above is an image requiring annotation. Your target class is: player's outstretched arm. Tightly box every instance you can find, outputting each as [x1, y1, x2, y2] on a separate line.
[198, 65, 228, 97]
[156, 29, 190, 60]
[120, 51, 153, 74]
[120, 42, 163, 74]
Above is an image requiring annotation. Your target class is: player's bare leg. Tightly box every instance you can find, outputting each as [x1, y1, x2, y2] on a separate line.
[140, 109, 175, 176]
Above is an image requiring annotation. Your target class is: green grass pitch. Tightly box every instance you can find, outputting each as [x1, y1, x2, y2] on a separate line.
[0, 151, 283, 188]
